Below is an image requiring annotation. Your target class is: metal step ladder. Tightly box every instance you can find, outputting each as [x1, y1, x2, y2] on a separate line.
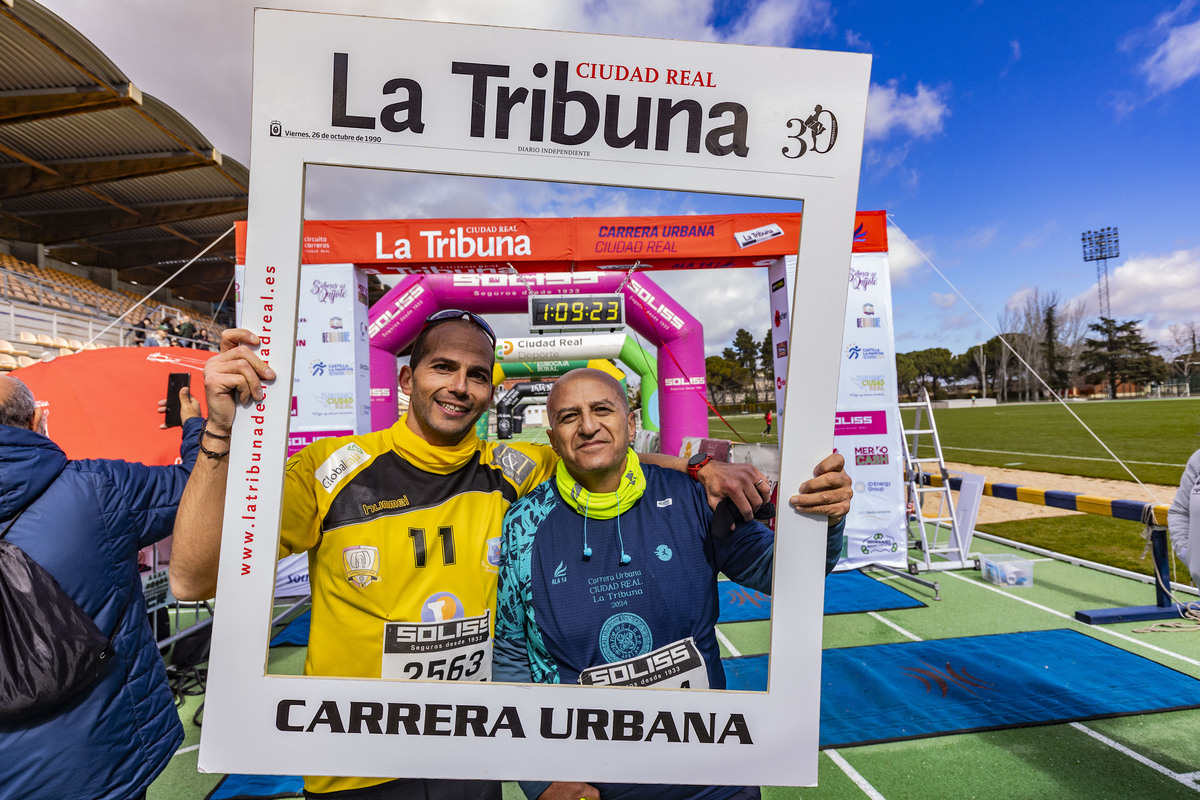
[899, 388, 973, 573]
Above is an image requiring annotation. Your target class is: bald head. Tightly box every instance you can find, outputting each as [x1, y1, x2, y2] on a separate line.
[547, 368, 628, 421]
[0, 375, 37, 430]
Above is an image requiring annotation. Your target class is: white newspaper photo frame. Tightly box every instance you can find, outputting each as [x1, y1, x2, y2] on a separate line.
[201, 9, 870, 787]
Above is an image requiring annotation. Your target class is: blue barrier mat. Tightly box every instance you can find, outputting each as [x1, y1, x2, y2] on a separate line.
[723, 628, 1200, 747]
[204, 773, 303, 800]
[269, 611, 310, 647]
[717, 570, 925, 624]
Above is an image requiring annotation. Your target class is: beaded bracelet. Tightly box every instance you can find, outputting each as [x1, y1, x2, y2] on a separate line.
[197, 426, 230, 459]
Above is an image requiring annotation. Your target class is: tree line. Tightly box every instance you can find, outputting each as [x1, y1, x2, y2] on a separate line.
[700, 292, 1200, 406]
[704, 327, 774, 408]
[899, 290, 1194, 401]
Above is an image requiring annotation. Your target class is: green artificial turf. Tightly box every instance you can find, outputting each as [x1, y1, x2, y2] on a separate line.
[705, 412, 782, 446]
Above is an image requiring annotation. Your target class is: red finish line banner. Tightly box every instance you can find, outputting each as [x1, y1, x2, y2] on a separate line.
[235, 211, 887, 273]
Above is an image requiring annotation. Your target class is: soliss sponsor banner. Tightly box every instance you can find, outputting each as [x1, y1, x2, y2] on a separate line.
[208, 8, 869, 789]
[834, 250, 904, 571]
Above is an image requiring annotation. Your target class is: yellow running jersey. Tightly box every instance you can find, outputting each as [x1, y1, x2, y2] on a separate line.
[279, 418, 555, 794]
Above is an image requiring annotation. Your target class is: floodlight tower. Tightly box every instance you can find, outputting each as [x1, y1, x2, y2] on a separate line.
[1081, 227, 1119, 319]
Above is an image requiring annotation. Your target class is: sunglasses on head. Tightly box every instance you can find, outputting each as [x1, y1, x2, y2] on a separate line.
[419, 309, 497, 347]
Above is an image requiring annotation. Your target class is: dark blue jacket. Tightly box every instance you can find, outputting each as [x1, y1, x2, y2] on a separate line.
[0, 416, 202, 800]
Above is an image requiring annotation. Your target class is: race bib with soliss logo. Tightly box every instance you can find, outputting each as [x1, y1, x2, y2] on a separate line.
[578, 637, 708, 689]
[381, 611, 492, 682]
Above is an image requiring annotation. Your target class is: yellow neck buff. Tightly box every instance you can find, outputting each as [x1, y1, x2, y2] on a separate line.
[556, 448, 645, 519]
[392, 413, 479, 474]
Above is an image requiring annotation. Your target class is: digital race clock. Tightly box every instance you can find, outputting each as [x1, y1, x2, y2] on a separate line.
[528, 294, 625, 332]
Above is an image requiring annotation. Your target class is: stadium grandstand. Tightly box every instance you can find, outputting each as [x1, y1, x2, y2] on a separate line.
[0, 0, 247, 359]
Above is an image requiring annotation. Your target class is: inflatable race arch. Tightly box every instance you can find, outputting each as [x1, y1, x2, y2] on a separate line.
[493, 333, 657, 435]
[235, 211, 893, 457]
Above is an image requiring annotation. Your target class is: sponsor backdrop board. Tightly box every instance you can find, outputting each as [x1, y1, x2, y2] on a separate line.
[208, 8, 870, 789]
[768, 213, 905, 570]
[237, 263, 372, 455]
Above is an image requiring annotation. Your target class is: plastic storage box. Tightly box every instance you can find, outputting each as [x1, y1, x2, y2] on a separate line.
[980, 553, 1033, 587]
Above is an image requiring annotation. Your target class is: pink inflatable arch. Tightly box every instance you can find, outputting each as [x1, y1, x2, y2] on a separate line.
[369, 273, 703, 457]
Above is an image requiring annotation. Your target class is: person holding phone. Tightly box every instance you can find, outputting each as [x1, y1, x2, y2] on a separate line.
[162, 374, 192, 428]
[0, 377, 202, 800]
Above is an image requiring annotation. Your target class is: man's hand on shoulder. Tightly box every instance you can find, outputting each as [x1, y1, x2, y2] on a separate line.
[789, 452, 853, 525]
[695, 459, 772, 520]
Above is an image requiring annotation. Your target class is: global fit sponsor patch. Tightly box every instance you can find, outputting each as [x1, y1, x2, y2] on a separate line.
[316, 442, 372, 493]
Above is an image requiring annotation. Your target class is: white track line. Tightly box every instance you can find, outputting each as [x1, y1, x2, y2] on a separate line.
[944, 572, 1200, 669]
[868, 612, 922, 641]
[173, 744, 200, 757]
[921, 446, 1183, 468]
[1070, 723, 1200, 792]
[826, 749, 889, 799]
[715, 625, 742, 657]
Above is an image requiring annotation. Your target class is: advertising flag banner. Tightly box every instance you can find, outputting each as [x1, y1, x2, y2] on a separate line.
[204, 9, 870, 788]
[768, 216, 905, 571]
[835, 248, 906, 569]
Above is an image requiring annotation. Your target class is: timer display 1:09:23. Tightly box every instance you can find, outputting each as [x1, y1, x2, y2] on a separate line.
[530, 294, 624, 327]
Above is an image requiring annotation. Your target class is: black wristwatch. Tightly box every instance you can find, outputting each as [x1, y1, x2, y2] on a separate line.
[687, 452, 712, 481]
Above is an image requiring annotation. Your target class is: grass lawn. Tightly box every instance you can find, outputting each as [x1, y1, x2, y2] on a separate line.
[705, 412, 779, 445]
[901, 397, 1200, 486]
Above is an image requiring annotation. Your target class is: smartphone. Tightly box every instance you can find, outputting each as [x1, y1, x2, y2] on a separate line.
[164, 373, 190, 428]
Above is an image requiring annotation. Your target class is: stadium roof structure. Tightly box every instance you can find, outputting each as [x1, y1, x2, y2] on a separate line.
[0, 0, 247, 301]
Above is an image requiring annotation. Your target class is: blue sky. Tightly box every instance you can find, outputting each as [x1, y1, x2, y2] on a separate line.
[38, 0, 1200, 358]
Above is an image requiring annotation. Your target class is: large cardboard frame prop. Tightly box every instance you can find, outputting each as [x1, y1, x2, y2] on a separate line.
[204, 10, 869, 787]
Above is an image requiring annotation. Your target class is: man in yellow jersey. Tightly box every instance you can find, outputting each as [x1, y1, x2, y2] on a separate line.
[170, 311, 772, 800]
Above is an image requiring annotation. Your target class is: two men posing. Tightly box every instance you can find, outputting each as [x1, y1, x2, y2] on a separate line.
[170, 312, 851, 800]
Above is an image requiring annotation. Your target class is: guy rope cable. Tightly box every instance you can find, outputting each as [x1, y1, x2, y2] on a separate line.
[82, 225, 235, 349]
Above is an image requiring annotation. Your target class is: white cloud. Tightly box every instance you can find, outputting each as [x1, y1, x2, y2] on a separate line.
[1119, 0, 1200, 96]
[1018, 219, 1059, 250]
[931, 291, 957, 308]
[725, 0, 833, 47]
[955, 224, 1000, 251]
[865, 80, 951, 142]
[884, 222, 931, 283]
[844, 30, 870, 50]
[1141, 17, 1200, 92]
[863, 142, 921, 185]
[1067, 247, 1200, 345]
[653, 268, 771, 353]
[1005, 285, 1039, 313]
[1001, 40, 1021, 77]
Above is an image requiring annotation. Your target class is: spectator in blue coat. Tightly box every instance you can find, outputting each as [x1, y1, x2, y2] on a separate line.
[0, 375, 202, 800]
